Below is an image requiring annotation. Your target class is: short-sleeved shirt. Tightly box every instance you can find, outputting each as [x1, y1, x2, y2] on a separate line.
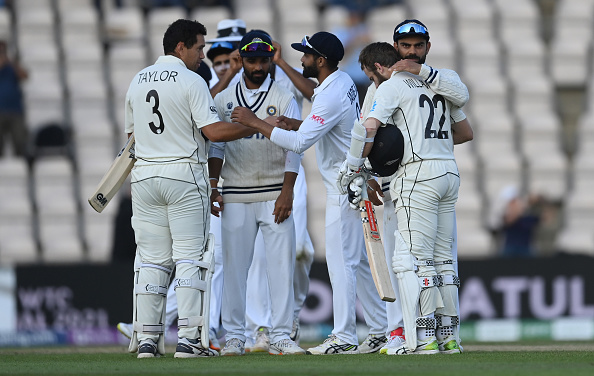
[125, 55, 221, 166]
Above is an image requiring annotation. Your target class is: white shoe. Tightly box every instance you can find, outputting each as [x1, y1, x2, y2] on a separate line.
[221, 338, 245, 356]
[174, 338, 219, 358]
[117, 322, 133, 340]
[438, 335, 461, 354]
[388, 336, 439, 355]
[137, 339, 159, 358]
[290, 318, 300, 343]
[247, 327, 269, 353]
[269, 338, 306, 355]
[380, 328, 406, 355]
[359, 333, 387, 354]
[306, 335, 359, 355]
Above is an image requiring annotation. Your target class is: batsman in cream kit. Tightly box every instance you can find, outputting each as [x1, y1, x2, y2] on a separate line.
[123, 20, 253, 358]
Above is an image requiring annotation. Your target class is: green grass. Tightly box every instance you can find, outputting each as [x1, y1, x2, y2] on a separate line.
[1, 343, 593, 376]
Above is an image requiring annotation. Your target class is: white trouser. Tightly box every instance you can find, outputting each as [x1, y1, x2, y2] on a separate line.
[221, 201, 296, 344]
[382, 186, 460, 333]
[326, 194, 387, 345]
[391, 160, 459, 323]
[164, 214, 224, 337]
[245, 169, 314, 340]
[131, 163, 210, 341]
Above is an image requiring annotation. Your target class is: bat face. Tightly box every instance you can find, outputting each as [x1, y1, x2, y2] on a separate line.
[360, 197, 396, 302]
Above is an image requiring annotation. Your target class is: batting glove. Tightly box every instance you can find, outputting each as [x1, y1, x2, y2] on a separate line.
[337, 160, 368, 195]
[347, 176, 366, 209]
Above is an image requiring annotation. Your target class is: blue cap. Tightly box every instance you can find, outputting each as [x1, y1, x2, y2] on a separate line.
[291, 31, 344, 62]
[239, 30, 275, 58]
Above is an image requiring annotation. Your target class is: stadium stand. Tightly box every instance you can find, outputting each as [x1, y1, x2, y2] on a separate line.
[0, 0, 593, 265]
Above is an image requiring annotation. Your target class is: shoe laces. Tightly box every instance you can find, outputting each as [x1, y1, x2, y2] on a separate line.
[322, 334, 338, 344]
[274, 339, 293, 348]
[226, 338, 243, 348]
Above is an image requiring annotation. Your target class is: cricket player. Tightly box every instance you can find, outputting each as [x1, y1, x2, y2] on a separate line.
[209, 30, 305, 356]
[339, 21, 469, 355]
[124, 19, 254, 359]
[230, 31, 388, 355]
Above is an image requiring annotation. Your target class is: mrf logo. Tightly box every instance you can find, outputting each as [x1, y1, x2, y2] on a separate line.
[311, 114, 325, 125]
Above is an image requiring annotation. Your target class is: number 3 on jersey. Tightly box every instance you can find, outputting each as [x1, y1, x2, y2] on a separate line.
[146, 89, 165, 134]
[419, 93, 448, 140]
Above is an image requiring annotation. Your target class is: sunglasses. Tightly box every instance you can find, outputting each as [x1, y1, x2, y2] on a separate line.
[241, 40, 274, 52]
[395, 23, 428, 35]
[301, 35, 327, 59]
[211, 41, 235, 50]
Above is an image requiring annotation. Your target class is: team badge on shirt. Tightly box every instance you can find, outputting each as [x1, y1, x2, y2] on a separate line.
[266, 105, 277, 116]
[227, 102, 233, 110]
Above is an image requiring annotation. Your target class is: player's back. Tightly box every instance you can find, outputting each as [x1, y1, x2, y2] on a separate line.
[125, 55, 214, 165]
[370, 71, 455, 166]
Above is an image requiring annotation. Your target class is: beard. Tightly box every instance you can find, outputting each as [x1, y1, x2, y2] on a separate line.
[396, 51, 427, 64]
[302, 63, 319, 79]
[244, 69, 267, 86]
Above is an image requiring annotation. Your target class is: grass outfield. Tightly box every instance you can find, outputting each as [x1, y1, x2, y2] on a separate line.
[1, 342, 593, 375]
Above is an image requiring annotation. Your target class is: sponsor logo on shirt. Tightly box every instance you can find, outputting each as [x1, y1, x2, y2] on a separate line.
[227, 102, 233, 110]
[311, 114, 325, 125]
[210, 106, 217, 114]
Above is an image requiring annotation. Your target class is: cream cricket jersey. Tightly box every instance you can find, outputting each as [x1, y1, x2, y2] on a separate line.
[367, 71, 458, 166]
[270, 69, 360, 195]
[212, 75, 301, 203]
[125, 55, 220, 166]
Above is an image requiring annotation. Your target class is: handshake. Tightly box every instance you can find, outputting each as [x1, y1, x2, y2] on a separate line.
[337, 160, 371, 209]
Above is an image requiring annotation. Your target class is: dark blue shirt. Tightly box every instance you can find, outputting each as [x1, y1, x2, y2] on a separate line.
[0, 64, 24, 113]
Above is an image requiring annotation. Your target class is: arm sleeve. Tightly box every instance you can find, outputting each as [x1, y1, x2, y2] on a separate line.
[208, 141, 225, 160]
[124, 90, 134, 134]
[285, 151, 302, 173]
[418, 65, 469, 108]
[189, 79, 221, 129]
[450, 106, 467, 123]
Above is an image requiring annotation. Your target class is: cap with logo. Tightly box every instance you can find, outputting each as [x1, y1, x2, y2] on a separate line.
[290, 31, 344, 62]
[239, 30, 275, 58]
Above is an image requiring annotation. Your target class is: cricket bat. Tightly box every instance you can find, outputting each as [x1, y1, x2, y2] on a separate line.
[88, 134, 136, 213]
[359, 189, 396, 302]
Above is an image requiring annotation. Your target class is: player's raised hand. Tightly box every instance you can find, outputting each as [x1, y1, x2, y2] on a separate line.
[272, 40, 283, 64]
[390, 59, 422, 75]
[231, 106, 258, 127]
[229, 49, 242, 74]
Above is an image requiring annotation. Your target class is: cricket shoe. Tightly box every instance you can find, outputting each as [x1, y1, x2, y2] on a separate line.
[380, 328, 406, 355]
[290, 318, 300, 343]
[359, 333, 388, 354]
[388, 336, 439, 355]
[269, 338, 306, 355]
[117, 322, 133, 339]
[137, 339, 159, 358]
[306, 335, 359, 355]
[438, 335, 461, 354]
[174, 338, 218, 358]
[220, 338, 245, 356]
[247, 327, 270, 353]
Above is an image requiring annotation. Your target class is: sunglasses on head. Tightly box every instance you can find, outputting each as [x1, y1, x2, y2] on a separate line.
[395, 23, 428, 35]
[301, 35, 327, 59]
[211, 41, 235, 50]
[241, 40, 274, 52]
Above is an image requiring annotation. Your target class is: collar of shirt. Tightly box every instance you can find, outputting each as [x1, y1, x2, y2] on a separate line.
[240, 73, 272, 102]
[311, 69, 341, 102]
[155, 55, 188, 68]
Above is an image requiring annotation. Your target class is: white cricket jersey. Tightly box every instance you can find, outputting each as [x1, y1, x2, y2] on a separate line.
[367, 71, 456, 166]
[125, 55, 220, 166]
[212, 75, 301, 203]
[272, 65, 306, 115]
[270, 69, 360, 195]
